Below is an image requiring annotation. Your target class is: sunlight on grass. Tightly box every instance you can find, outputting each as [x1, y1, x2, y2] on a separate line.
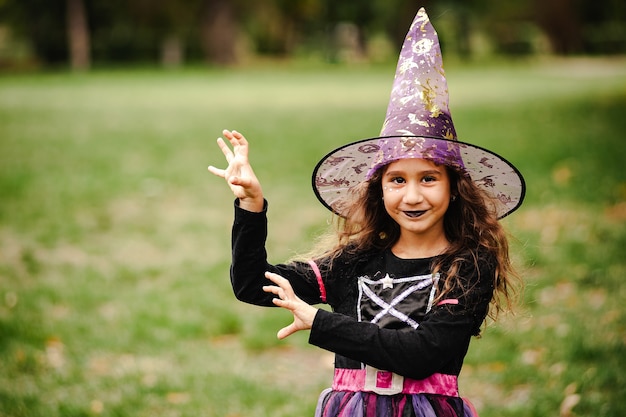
[1, 59, 625, 416]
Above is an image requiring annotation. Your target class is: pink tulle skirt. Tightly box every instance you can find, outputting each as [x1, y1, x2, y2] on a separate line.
[314, 389, 478, 417]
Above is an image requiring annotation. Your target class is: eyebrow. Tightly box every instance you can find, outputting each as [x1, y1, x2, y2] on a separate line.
[384, 169, 443, 177]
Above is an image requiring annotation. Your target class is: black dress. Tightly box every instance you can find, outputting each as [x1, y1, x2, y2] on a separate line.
[230, 200, 494, 416]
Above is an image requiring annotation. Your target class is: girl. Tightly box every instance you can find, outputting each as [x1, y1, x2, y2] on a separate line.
[209, 8, 525, 417]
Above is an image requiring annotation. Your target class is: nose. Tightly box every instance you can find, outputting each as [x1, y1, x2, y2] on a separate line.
[403, 181, 423, 205]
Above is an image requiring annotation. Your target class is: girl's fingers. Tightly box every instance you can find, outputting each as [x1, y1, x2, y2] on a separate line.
[263, 285, 288, 307]
[222, 129, 241, 146]
[231, 130, 248, 145]
[276, 323, 297, 340]
[264, 271, 295, 300]
[229, 175, 253, 188]
[262, 284, 280, 295]
[265, 271, 288, 288]
[223, 129, 249, 152]
[216, 137, 234, 161]
[226, 129, 243, 139]
[207, 165, 225, 178]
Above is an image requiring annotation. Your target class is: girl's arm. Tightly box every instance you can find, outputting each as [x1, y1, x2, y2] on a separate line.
[309, 302, 479, 380]
[230, 201, 323, 306]
[209, 130, 325, 307]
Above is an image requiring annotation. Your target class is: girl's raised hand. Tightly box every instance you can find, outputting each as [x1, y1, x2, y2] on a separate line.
[208, 130, 264, 212]
[263, 272, 319, 339]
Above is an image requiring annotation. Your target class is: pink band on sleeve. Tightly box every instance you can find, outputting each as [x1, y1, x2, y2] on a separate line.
[307, 260, 326, 303]
[436, 299, 459, 306]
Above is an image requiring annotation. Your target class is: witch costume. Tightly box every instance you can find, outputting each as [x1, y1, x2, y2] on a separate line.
[228, 7, 525, 417]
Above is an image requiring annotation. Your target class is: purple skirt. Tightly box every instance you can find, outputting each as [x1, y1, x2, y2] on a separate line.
[314, 389, 478, 417]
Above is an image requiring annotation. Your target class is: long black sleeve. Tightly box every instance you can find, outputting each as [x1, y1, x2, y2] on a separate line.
[310, 304, 473, 380]
[230, 199, 323, 306]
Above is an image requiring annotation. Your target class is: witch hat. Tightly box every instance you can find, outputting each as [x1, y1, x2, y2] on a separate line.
[312, 7, 525, 219]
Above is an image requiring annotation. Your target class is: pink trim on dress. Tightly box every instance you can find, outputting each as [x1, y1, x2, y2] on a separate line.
[436, 299, 459, 306]
[308, 260, 326, 303]
[332, 368, 459, 396]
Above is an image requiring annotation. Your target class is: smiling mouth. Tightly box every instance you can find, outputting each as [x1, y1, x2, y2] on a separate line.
[404, 210, 426, 218]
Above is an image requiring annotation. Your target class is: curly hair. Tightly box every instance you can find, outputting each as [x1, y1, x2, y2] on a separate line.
[306, 163, 521, 321]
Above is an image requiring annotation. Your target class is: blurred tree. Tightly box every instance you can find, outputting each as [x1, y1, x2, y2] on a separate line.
[199, 0, 238, 65]
[0, 0, 68, 65]
[373, 0, 431, 48]
[126, 0, 201, 67]
[579, 0, 626, 54]
[533, 0, 582, 54]
[0, 0, 624, 67]
[238, 0, 319, 56]
[66, 0, 90, 70]
[277, 0, 323, 53]
[88, 0, 158, 63]
[466, 0, 537, 55]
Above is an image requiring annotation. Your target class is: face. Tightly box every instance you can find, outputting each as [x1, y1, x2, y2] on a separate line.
[381, 158, 451, 244]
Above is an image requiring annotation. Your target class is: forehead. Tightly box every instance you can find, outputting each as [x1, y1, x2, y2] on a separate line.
[383, 158, 444, 174]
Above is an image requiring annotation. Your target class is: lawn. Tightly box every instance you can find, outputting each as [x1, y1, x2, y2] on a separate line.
[0, 58, 625, 417]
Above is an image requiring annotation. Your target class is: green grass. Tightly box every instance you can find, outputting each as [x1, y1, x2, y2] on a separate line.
[1, 58, 625, 416]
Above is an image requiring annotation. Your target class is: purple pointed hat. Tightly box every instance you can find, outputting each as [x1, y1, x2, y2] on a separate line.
[312, 8, 525, 219]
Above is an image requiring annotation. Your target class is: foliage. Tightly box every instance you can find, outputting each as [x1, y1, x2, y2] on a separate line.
[0, 59, 625, 416]
[0, 0, 625, 68]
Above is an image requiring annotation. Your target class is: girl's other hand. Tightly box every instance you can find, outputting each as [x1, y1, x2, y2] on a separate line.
[263, 272, 319, 339]
[208, 130, 264, 212]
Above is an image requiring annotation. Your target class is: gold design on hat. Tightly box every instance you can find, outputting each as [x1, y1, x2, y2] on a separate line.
[418, 80, 441, 118]
[413, 38, 434, 55]
[399, 94, 414, 106]
[401, 137, 418, 151]
[413, 8, 430, 33]
[398, 56, 417, 75]
[408, 113, 430, 127]
[445, 141, 458, 152]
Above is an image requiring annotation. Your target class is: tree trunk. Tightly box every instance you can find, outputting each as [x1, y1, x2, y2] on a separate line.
[200, 0, 238, 66]
[66, 0, 90, 70]
[534, 0, 583, 54]
[161, 34, 184, 69]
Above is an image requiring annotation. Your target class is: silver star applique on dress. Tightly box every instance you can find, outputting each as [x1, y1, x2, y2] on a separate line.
[381, 274, 394, 290]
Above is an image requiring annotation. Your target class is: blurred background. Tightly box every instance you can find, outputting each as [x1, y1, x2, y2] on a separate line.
[0, 0, 625, 69]
[0, 1, 625, 417]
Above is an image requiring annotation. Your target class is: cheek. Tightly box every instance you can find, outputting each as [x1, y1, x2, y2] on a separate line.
[437, 191, 452, 212]
[382, 186, 401, 209]
[441, 198, 451, 213]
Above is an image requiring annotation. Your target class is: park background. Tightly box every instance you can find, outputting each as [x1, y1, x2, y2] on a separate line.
[0, 1, 625, 416]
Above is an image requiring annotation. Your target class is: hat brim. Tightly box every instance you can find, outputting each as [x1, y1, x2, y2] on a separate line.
[312, 135, 525, 219]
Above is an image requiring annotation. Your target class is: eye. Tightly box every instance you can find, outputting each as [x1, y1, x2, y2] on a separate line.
[390, 176, 406, 184]
[422, 175, 437, 183]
